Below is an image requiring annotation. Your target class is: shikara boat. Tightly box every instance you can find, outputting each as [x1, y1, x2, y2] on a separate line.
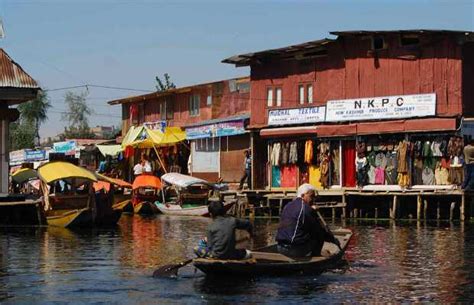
[193, 228, 353, 276]
[95, 174, 133, 214]
[38, 162, 98, 228]
[131, 174, 161, 215]
[155, 173, 232, 216]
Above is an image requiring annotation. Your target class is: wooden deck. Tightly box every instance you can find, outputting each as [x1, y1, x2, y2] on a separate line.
[224, 187, 473, 221]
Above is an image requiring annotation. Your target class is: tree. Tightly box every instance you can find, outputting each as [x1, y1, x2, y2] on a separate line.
[61, 91, 95, 139]
[17, 91, 51, 146]
[10, 121, 35, 150]
[155, 73, 176, 92]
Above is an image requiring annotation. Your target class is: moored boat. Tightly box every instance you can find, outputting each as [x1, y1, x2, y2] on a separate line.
[94, 174, 132, 223]
[131, 175, 161, 215]
[193, 228, 353, 276]
[155, 173, 222, 216]
[38, 161, 98, 228]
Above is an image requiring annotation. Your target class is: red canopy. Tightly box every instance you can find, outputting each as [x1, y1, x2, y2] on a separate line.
[132, 175, 162, 190]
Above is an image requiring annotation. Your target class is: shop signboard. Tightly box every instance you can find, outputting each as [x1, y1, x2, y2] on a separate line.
[186, 120, 246, 140]
[143, 120, 167, 132]
[25, 150, 46, 162]
[268, 106, 326, 126]
[53, 140, 77, 156]
[9, 149, 26, 165]
[326, 93, 436, 122]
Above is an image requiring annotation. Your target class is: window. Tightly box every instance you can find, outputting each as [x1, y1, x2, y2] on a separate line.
[299, 85, 305, 105]
[166, 100, 174, 119]
[372, 36, 385, 50]
[276, 88, 282, 106]
[307, 85, 313, 104]
[237, 81, 250, 93]
[267, 88, 273, 107]
[160, 102, 166, 120]
[207, 91, 212, 106]
[189, 94, 200, 116]
[229, 79, 237, 92]
[400, 34, 420, 47]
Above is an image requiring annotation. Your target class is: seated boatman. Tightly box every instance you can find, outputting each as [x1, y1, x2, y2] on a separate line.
[200, 201, 253, 260]
[276, 183, 340, 257]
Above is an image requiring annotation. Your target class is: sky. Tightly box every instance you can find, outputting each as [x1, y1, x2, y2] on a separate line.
[0, 0, 473, 138]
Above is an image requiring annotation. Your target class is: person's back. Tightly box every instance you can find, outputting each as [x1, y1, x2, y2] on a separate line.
[205, 201, 252, 260]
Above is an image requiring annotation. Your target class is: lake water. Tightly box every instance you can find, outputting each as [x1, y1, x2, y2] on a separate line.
[0, 215, 473, 304]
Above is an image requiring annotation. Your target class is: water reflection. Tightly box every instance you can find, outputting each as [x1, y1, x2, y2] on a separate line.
[0, 218, 471, 303]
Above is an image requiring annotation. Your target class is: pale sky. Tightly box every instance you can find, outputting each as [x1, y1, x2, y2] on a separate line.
[1, 0, 472, 138]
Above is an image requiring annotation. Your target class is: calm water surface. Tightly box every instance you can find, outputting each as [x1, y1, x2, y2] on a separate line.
[0, 215, 473, 304]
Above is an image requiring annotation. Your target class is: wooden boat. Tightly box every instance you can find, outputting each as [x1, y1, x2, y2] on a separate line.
[94, 174, 132, 223]
[95, 175, 133, 213]
[193, 228, 353, 276]
[155, 173, 224, 216]
[131, 175, 161, 215]
[38, 161, 98, 228]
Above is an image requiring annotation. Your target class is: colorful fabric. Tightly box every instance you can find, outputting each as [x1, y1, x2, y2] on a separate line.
[374, 167, 385, 185]
[304, 140, 313, 164]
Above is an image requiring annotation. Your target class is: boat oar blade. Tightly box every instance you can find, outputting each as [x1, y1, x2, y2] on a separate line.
[152, 259, 193, 278]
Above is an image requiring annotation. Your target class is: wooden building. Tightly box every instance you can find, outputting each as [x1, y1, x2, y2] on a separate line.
[223, 30, 474, 220]
[108, 77, 251, 183]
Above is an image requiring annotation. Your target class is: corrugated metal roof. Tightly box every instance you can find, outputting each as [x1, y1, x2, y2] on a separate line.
[107, 76, 249, 105]
[330, 29, 474, 36]
[222, 38, 334, 66]
[223, 29, 474, 66]
[0, 49, 39, 89]
[184, 114, 250, 128]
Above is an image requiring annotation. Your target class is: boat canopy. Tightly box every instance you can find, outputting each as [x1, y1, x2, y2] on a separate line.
[38, 161, 97, 185]
[132, 174, 162, 190]
[12, 168, 37, 184]
[161, 173, 213, 188]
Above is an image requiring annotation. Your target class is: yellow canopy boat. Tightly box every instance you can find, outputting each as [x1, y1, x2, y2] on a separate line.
[38, 161, 97, 228]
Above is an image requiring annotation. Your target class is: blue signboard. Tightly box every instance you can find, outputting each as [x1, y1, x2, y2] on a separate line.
[25, 150, 46, 161]
[53, 141, 77, 156]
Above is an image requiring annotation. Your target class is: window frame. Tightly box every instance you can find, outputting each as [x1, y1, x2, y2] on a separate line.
[188, 94, 200, 117]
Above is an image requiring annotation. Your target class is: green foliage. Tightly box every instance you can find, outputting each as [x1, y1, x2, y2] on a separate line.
[155, 73, 176, 92]
[62, 91, 95, 139]
[16, 91, 51, 146]
[10, 121, 35, 150]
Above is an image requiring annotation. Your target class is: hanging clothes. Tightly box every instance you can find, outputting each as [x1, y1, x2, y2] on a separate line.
[435, 162, 449, 185]
[413, 158, 423, 185]
[309, 165, 322, 188]
[281, 165, 297, 188]
[281, 142, 290, 166]
[385, 166, 397, 185]
[367, 165, 376, 184]
[304, 140, 313, 164]
[342, 141, 356, 187]
[397, 140, 409, 173]
[289, 142, 298, 164]
[299, 165, 309, 184]
[355, 156, 368, 187]
[356, 142, 366, 158]
[397, 173, 410, 187]
[320, 156, 330, 188]
[271, 166, 281, 187]
[374, 167, 385, 185]
[271, 143, 281, 166]
[332, 148, 340, 185]
[422, 167, 435, 185]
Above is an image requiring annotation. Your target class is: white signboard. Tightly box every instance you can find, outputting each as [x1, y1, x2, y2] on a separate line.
[268, 106, 326, 126]
[326, 93, 436, 122]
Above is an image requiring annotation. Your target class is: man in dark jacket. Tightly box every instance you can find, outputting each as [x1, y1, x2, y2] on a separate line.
[205, 201, 253, 259]
[276, 183, 340, 257]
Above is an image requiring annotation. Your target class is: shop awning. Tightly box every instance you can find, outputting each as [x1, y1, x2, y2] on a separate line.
[260, 126, 318, 137]
[97, 145, 123, 157]
[122, 126, 185, 148]
[259, 118, 457, 138]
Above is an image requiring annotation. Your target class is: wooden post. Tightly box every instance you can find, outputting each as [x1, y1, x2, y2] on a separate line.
[461, 193, 465, 221]
[375, 208, 378, 219]
[341, 194, 346, 219]
[437, 201, 440, 220]
[332, 207, 336, 220]
[417, 195, 422, 220]
[450, 201, 456, 221]
[353, 208, 358, 219]
[424, 199, 428, 219]
[390, 196, 398, 219]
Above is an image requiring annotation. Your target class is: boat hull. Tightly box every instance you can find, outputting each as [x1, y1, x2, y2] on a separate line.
[46, 208, 93, 228]
[155, 200, 235, 216]
[133, 201, 158, 215]
[112, 199, 133, 213]
[194, 229, 352, 276]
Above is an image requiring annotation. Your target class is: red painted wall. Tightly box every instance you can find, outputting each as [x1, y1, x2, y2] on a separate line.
[249, 34, 464, 127]
[121, 78, 250, 130]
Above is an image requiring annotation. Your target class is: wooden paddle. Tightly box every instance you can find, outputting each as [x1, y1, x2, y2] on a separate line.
[314, 208, 342, 251]
[153, 234, 252, 278]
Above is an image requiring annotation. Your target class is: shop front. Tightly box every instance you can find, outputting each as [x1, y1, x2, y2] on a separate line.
[185, 115, 249, 183]
[257, 93, 465, 191]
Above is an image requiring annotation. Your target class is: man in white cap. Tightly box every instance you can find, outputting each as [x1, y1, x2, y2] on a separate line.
[276, 183, 340, 257]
